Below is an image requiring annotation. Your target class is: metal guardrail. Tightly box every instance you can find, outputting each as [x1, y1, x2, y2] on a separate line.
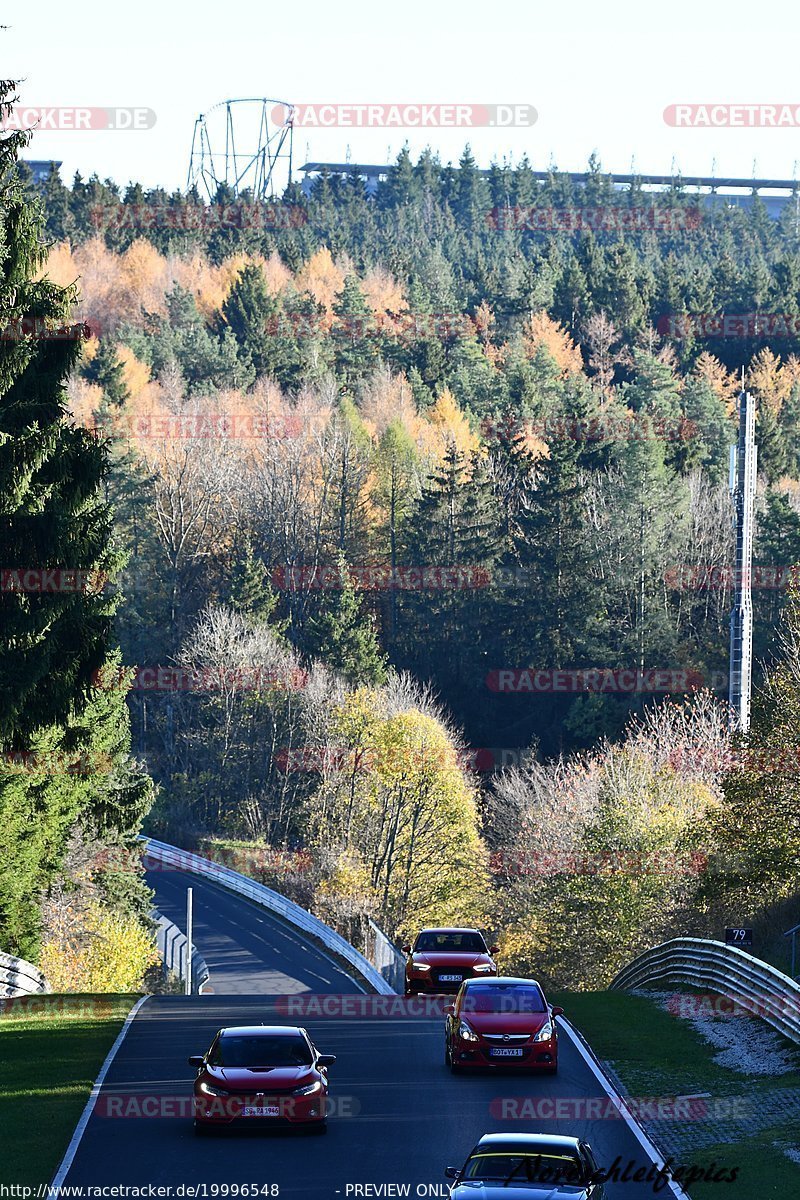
[611, 936, 800, 1044]
[0, 950, 47, 997]
[140, 837, 396, 994]
[365, 918, 405, 992]
[153, 910, 211, 994]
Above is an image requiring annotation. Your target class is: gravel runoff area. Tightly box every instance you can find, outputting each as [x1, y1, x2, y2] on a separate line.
[602, 989, 800, 1161]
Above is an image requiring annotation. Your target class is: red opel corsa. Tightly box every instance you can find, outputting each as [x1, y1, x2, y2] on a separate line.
[404, 927, 499, 995]
[444, 977, 563, 1073]
[189, 1025, 335, 1134]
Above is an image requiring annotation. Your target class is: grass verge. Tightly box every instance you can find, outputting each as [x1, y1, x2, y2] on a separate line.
[0, 994, 139, 1188]
[552, 989, 800, 1199]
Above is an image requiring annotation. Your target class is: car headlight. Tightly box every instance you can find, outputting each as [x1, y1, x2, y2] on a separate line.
[472, 963, 494, 972]
[198, 1079, 229, 1097]
[458, 1021, 480, 1043]
[533, 1021, 553, 1042]
[412, 962, 431, 971]
[292, 1079, 323, 1096]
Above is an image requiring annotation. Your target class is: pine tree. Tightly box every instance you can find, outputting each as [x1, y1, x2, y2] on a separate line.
[0, 80, 153, 955]
[611, 422, 688, 671]
[397, 444, 502, 719]
[331, 274, 379, 388]
[757, 399, 789, 483]
[516, 431, 605, 668]
[39, 164, 72, 242]
[372, 421, 419, 639]
[229, 538, 287, 635]
[83, 339, 130, 407]
[305, 554, 387, 685]
[221, 263, 277, 378]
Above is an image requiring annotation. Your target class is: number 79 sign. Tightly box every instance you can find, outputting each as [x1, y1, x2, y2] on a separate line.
[725, 928, 753, 947]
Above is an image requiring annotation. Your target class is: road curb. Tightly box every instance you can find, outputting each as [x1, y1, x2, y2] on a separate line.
[50, 995, 150, 1189]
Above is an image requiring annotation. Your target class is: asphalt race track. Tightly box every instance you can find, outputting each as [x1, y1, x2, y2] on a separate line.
[145, 869, 361, 994]
[61, 869, 685, 1197]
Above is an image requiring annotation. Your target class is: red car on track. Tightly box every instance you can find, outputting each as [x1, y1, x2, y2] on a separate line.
[403, 927, 499, 995]
[444, 977, 563, 1073]
[189, 1025, 335, 1134]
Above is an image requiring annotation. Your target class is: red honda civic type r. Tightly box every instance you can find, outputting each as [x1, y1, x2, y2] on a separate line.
[189, 1025, 335, 1134]
[404, 927, 499, 995]
[444, 977, 564, 1073]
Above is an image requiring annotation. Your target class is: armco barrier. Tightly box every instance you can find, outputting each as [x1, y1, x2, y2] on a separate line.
[139, 837, 396, 994]
[0, 950, 47, 997]
[611, 936, 800, 1044]
[365, 917, 406, 992]
[153, 909, 211, 994]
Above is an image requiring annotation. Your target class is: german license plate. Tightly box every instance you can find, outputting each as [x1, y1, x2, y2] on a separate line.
[439, 974, 462, 982]
[489, 1047, 524, 1058]
[242, 1105, 280, 1117]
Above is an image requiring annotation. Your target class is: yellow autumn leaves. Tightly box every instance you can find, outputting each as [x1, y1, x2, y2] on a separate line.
[309, 689, 491, 938]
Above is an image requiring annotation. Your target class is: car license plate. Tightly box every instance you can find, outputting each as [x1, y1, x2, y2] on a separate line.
[439, 974, 462, 982]
[242, 1105, 280, 1117]
[489, 1047, 524, 1058]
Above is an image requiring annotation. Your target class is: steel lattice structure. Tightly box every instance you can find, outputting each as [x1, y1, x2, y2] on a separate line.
[187, 98, 294, 201]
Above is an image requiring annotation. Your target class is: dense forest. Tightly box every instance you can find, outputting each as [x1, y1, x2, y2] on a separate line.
[3, 143, 800, 987]
[28, 152, 800, 752]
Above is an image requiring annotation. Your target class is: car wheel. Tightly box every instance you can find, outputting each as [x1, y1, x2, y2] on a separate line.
[445, 1039, 463, 1074]
[193, 1120, 212, 1136]
[309, 1121, 328, 1135]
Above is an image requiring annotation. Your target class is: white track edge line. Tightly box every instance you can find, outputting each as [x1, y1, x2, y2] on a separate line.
[50, 994, 150, 1189]
[560, 1017, 689, 1199]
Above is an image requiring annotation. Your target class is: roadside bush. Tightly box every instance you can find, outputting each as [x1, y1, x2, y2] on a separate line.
[39, 901, 159, 992]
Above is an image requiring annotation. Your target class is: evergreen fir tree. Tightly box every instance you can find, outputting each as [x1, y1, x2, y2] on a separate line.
[331, 274, 379, 388]
[229, 538, 287, 635]
[0, 80, 153, 955]
[516, 431, 605, 668]
[83, 339, 130, 407]
[304, 554, 387, 685]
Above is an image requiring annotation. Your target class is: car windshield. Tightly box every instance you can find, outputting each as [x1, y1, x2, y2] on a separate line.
[461, 984, 547, 1013]
[208, 1034, 312, 1067]
[415, 932, 486, 952]
[464, 1152, 585, 1185]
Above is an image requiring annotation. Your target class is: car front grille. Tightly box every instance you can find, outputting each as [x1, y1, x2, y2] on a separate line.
[481, 1033, 531, 1043]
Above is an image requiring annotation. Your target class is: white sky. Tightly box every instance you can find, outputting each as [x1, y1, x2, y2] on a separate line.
[6, 0, 800, 192]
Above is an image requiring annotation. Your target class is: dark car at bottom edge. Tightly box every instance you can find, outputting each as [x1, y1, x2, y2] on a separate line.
[445, 1133, 605, 1198]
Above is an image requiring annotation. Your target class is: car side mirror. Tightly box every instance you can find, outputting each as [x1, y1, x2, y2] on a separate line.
[444, 1167, 459, 1180]
[317, 1054, 336, 1068]
[188, 1055, 204, 1067]
[402, 944, 412, 953]
[551, 1005, 564, 1017]
[444, 1004, 455, 1016]
[489, 945, 500, 955]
